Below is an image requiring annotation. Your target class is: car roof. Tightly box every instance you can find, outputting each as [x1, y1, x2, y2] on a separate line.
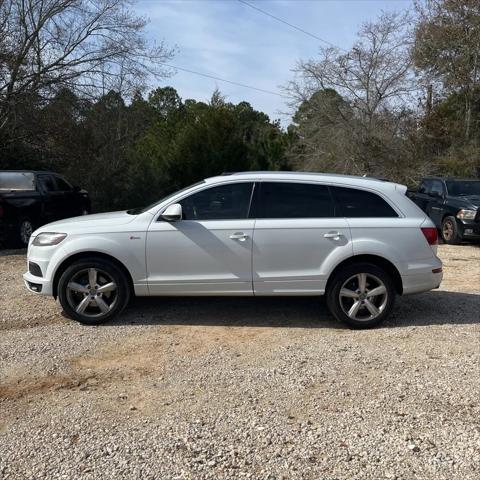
[0, 170, 59, 175]
[205, 171, 404, 192]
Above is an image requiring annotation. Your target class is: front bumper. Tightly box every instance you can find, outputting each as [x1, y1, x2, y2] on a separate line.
[459, 219, 480, 238]
[23, 239, 65, 296]
[23, 270, 53, 295]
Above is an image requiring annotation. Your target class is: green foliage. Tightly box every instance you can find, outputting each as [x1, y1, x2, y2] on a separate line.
[0, 87, 288, 211]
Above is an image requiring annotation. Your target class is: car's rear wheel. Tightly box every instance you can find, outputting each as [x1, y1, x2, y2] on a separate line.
[326, 263, 395, 328]
[58, 258, 130, 325]
[441, 216, 462, 244]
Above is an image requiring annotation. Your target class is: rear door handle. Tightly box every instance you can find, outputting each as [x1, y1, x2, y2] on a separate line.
[324, 231, 342, 240]
[229, 232, 248, 241]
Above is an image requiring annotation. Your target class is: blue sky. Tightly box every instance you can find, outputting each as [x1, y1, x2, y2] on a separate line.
[135, 0, 412, 125]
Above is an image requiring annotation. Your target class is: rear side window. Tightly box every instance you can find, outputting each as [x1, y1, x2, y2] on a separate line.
[331, 186, 398, 218]
[0, 172, 35, 191]
[257, 182, 334, 218]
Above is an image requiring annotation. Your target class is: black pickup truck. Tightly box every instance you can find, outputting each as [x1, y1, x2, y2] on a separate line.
[407, 177, 480, 244]
[0, 171, 90, 247]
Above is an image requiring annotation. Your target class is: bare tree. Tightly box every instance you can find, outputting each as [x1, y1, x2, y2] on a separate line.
[287, 11, 418, 177]
[0, 0, 174, 134]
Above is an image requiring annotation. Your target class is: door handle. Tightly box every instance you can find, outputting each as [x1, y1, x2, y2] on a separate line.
[229, 232, 248, 241]
[324, 231, 342, 240]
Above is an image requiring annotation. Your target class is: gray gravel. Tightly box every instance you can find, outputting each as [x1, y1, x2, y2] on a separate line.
[0, 245, 479, 479]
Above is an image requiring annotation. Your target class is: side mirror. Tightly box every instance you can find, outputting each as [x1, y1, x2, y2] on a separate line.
[161, 203, 182, 221]
[429, 191, 442, 198]
[73, 185, 81, 192]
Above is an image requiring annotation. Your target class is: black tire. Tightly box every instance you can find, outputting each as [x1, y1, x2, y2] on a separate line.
[326, 262, 396, 329]
[441, 216, 462, 245]
[16, 217, 34, 247]
[58, 257, 130, 325]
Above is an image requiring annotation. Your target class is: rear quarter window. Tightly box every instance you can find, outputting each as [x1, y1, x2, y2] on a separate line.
[331, 186, 398, 218]
[0, 172, 35, 191]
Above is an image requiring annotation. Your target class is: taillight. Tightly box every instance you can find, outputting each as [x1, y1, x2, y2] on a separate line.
[421, 227, 438, 246]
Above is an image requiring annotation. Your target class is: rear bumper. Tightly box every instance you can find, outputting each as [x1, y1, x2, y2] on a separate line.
[401, 256, 443, 295]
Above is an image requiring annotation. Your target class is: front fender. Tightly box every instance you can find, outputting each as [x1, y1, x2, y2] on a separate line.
[49, 233, 148, 294]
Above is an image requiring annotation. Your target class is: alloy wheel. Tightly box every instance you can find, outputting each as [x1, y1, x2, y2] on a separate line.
[442, 220, 454, 241]
[339, 273, 388, 322]
[66, 268, 118, 318]
[20, 220, 33, 245]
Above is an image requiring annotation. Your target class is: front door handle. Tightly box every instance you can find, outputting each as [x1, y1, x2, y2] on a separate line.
[324, 231, 342, 240]
[229, 232, 248, 242]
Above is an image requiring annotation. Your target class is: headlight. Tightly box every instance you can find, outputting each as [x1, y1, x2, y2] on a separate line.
[456, 209, 477, 220]
[32, 232, 67, 246]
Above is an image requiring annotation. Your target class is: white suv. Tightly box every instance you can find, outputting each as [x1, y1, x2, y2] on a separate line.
[23, 172, 443, 328]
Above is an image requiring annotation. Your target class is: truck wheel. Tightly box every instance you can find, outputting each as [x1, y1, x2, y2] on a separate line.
[17, 218, 34, 247]
[58, 257, 130, 325]
[441, 216, 462, 245]
[326, 263, 395, 329]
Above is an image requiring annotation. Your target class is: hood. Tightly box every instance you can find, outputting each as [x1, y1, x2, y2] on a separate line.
[450, 195, 480, 209]
[31, 211, 137, 236]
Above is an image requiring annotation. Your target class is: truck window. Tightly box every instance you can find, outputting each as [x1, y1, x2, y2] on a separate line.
[54, 176, 73, 192]
[419, 180, 432, 194]
[0, 172, 35, 191]
[37, 175, 57, 192]
[430, 180, 444, 196]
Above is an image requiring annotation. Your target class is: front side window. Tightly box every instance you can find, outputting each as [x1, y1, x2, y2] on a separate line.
[430, 180, 444, 196]
[419, 180, 431, 194]
[37, 175, 56, 193]
[180, 182, 253, 220]
[258, 182, 334, 218]
[54, 176, 72, 192]
[331, 186, 398, 218]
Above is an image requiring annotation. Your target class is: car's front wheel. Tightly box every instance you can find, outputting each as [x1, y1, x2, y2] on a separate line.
[441, 216, 462, 244]
[58, 258, 130, 325]
[326, 263, 395, 328]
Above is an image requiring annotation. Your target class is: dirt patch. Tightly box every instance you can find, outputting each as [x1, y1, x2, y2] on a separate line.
[0, 373, 97, 401]
[0, 245, 479, 480]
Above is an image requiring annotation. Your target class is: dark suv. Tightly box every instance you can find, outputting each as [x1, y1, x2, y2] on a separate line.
[0, 170, 90, 246]
[407, 177, 480, 244]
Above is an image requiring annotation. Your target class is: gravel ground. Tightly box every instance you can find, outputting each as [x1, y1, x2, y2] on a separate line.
[0, 245, 479, 480]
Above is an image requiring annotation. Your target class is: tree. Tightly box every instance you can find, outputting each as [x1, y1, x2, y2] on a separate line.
[0, 0, 173, 136]
[127, 88, 289, 209]
[288, 12, 417, 178]
[413, 0, 480, 140]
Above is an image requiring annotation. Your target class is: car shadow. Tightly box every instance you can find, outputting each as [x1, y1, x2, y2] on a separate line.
[114, 290, 480, 329]
[0, 247, 26, 257]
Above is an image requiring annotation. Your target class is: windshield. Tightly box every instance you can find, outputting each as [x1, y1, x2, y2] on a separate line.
[126, 181, 205, 215]
[0, 172, 35, 191]
[446, 180, 480, 196]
